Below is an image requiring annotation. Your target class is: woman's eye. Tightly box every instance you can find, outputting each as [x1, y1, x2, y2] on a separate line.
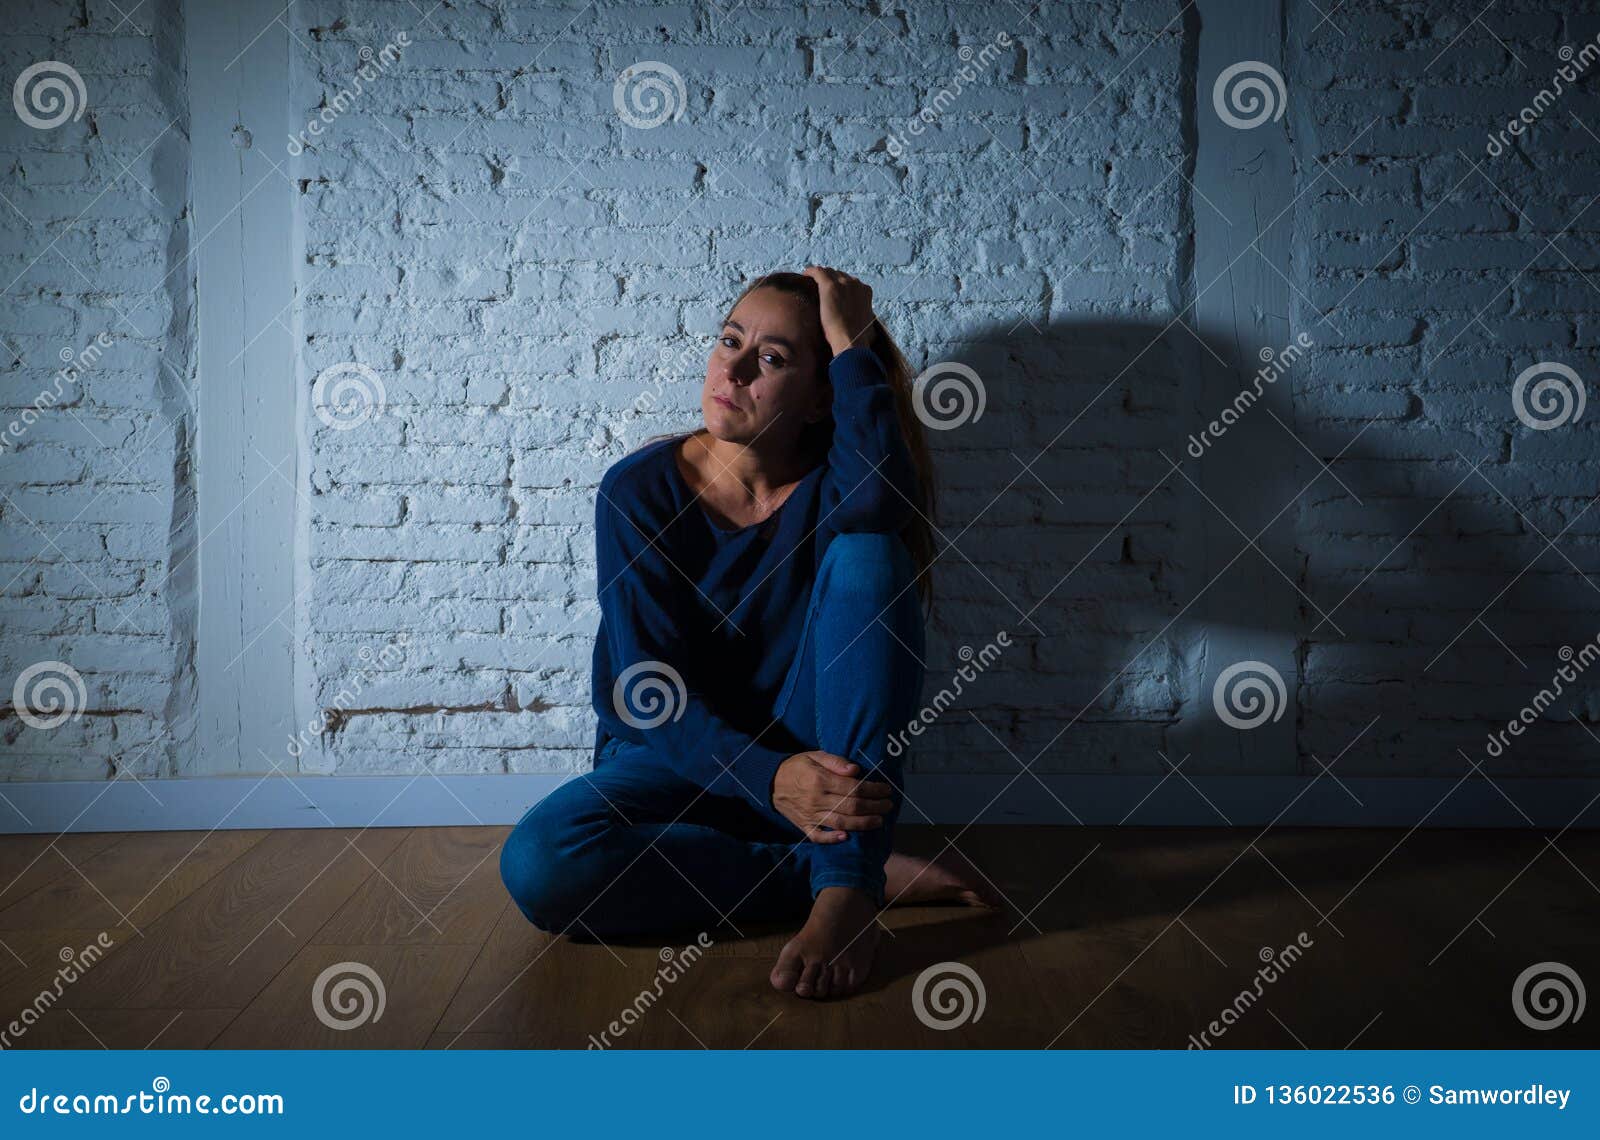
[762, 353, 784, 366]
[718, 336, 737, 348]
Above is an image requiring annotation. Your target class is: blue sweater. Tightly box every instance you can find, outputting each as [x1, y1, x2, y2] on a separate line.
[590, 346, 919, 811]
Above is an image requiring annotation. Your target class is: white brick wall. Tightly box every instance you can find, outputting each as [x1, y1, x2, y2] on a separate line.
[4, 0, 1598, 788]
[1, 0, 194, 779]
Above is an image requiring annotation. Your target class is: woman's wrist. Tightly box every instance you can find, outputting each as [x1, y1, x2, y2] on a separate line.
[825, 325, 872, 357]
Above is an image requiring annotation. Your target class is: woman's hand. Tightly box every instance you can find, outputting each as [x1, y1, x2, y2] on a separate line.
[772, 750, 895, 842]
[803, 265, 875, 357]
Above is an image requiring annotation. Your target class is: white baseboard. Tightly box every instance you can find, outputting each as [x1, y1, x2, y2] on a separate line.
[1, 772, 1597, 834]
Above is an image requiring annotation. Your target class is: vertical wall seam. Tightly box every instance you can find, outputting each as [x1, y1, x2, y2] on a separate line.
[152, 0, 199, 777]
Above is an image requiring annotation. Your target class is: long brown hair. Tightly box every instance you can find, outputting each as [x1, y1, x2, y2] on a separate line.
[650, 271, 937, 611]
[739, 272, 934, 611]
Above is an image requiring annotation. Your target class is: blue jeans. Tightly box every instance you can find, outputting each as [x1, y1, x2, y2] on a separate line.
[500, 532, 927, 939]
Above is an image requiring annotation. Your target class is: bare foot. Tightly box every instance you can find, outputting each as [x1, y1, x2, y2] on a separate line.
[769, 887, 880, 1000]
[885, 849, 1000, 908]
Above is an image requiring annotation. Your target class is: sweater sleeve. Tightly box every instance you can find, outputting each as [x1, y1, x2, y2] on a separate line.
[594, 482, 794, 811]
[820, 346, 920, 533]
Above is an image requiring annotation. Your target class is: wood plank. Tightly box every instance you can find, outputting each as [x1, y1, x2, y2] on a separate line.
[1007, 829, 1228, 1048]
[0, 927, 136, 1022]
[60, 828, 407, 1011]
[431, 902, 550, 1037]
[6, 1008, 237, 1050]
[0, 824, 1592, 1049]
[0, 830, 268, 932]
[313, 826, 509, 946]
[844, 908, 1046, 1047]
[643, 956, 849, 1049]
[433, 904, 673, 1048]
[442, 926, 846, 1050]
[1138, 829, 1342, 1048]
[426, 1030, 522, 1049]
[211, 943, 479, 1048]
[0, 832, 131, 912]
[1299, 829, 1600, 1048]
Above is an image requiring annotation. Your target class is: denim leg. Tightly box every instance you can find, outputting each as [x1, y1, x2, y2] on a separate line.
[773, 532, 927, 905]
[499, 746, 813, 939]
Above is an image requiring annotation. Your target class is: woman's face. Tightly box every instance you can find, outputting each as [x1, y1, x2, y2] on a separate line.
[700, 287, 829, 447]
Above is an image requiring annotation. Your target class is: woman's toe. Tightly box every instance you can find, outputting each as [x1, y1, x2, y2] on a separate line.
[770, 943, 803, 992]
[795, 960, 819, 998]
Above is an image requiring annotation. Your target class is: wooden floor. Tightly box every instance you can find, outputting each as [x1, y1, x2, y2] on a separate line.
[0, 825, 1595, 1048]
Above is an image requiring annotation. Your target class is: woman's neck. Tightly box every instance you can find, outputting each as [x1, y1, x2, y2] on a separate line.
[686, 429, 813, 504]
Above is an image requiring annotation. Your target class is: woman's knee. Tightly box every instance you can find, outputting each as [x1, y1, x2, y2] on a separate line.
[819, 531, 915, 597]
[499, 785, 601, 932]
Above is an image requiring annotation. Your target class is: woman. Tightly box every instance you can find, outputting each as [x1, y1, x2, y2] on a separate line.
[501, 266, 991, 1001]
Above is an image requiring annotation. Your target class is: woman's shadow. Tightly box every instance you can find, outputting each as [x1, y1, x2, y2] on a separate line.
[845, 311, 1600, 991]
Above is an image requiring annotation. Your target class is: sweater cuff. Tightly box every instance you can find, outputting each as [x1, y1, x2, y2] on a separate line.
[827, 345, 887, 391]
[728, 740, 793, 812]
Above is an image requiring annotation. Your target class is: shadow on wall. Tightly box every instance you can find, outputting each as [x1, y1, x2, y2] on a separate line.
[903, 315, 1600, 784]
